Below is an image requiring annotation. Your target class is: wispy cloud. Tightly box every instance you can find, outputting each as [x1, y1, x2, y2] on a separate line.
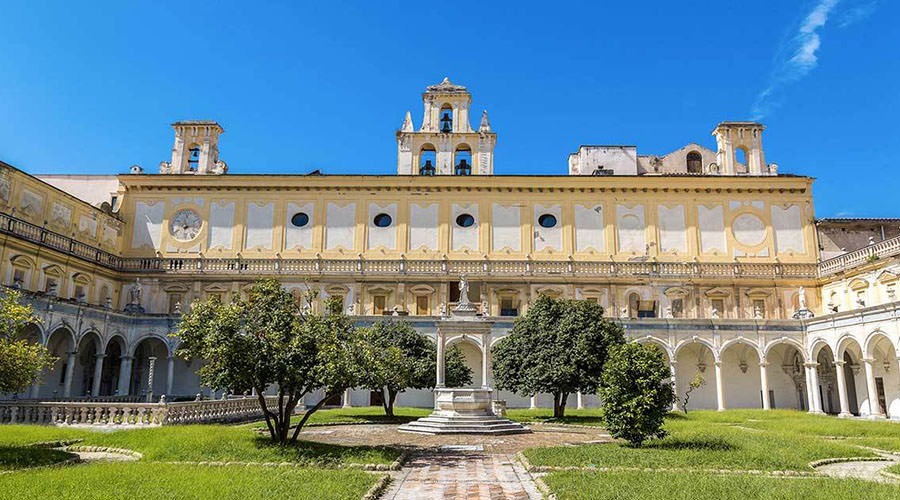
[750, 0, 876, 120]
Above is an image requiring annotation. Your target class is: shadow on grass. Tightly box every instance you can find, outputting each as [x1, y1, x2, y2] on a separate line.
[647, 436, 735, 452]
[250, 436, 401, 466]
[665, 412, 688, 420]
[0, 446, 76, 470]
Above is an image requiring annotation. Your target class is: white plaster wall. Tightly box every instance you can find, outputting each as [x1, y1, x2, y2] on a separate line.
[131, 201, 163, 250]
[698, 205, 726, 254]
[325, 202, 356, 250]
[772, 205, 804, 254]
[409, 203, 438, 250]
[208, 201, 235, 250]
[367, 203, 397, 250]
[768, 367, 804, 410]
[491, 204, 521, 252]
[616, 205, 645, 253]
[574, 204, 604, 252]
[657, 205, 687, 253]
[452, 203, 478, 251]
[534, 204, 561, 252]
[244, 202, 274, 250]
[720, 348, 763, 408]
[285, 202, 314, 250]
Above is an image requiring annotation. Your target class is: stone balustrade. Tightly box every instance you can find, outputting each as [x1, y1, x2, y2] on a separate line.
[0, 396, 279, 427]
[818, 234, 900, 277]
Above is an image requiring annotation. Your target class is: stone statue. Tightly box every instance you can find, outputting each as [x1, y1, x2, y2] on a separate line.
[798, 287, 807, 310]
[458, 275, 470, 306]
[128, 279, 142, 304]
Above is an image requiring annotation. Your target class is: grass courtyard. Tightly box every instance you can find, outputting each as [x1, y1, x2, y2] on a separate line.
[1, 407, 899, 499]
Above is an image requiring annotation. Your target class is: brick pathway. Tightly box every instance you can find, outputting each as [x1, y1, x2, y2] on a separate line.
[382, 451, 542, 500]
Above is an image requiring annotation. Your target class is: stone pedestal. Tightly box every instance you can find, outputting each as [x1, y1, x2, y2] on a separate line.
[398, 388, 529, 435]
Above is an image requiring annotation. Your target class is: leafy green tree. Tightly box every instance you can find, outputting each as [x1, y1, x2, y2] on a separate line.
[492, 295, 624, 417]
[0, 290, 55, 394]
[176, 278, 366, 444]
[360, 320, 471, 417]
[599, 342, 675, 447]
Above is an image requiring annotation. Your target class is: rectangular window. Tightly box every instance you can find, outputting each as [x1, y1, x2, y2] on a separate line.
[415, 295, 429, 315]
[12, 268, 25, 287]
[373, 295, 386, 315]
[500, 296, 518, 317]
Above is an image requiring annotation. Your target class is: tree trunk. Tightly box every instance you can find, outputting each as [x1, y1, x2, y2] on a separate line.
[289, 392, 332, 444]
[381, 387, 391, 417]
[386, 387, 398, 418]
[256, 390, 277, 441]
[553, 392, 568, 418]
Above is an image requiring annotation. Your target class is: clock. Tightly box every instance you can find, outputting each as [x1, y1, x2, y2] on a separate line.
[170, 209, 202, 241]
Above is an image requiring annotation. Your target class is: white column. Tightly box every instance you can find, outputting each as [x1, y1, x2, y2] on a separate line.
[803, 365, 814, 413]
[834, 360, 852, 417]
[481, 332, 491, 388]
[670, 362, 679, 411]
[714, 361, 725, 411]
[530, 395, 537, 409]
[117, 356, 132, 395]
[91, 354, 105, 396]
[166, 356, 175, 396]
[63, 351, 76, 397]
[435, 331, 445, 388]
[810, 363, 823, 414]
[576, 391, 584, 410]
[863, 358, 884, 417]
[342, 388, 352, 408]
[759, 362, 771, 410]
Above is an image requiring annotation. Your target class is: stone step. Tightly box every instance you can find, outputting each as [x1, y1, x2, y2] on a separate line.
[397, 411, 531, 435]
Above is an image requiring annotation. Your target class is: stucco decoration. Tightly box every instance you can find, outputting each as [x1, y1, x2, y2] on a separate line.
[451, 203, 478, 251]
[409, 203, 438, 250]
[208, 201, 235, 250]
[574, 204, 604, 252]
[78, 214, 98, 238]
[285, 202, 313, 250]
[367, 202, 397, 250]
[732, 213, 767, 247]
[132, 200, 163, 250]
[102, 223, 118, 246]
[616, 205, 645, 253]
[325, 202, 355, 250]
[50, 202, 72, 230]
[0, 175, 10, 206]
[698, 205, 726, 254]
[19, 189, 43, 219]
[772, 204, 804, 254]
[657, 205, 687, 253]
[492, 204, 521, 252]
[534, 204, 562, 252]
[244, 202, 274, 250]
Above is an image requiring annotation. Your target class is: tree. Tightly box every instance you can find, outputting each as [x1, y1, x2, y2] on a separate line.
[680, 372, 706, 414]
[360, 320, 472, 417]
[492, 295, 625, 418]
[176, 278, 366, 444]
[0, 290, 55, 394]
[599, 342, 675, 447]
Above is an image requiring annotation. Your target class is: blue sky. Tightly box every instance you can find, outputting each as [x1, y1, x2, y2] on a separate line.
[0, 1, 896, 218]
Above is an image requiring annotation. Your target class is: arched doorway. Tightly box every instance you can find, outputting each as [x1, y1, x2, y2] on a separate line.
[674, 342, 718, 410]
[73, 332, 102, 397]
[838, 338, 866, 416]
[865, 333, 899, 417]
[815, 349, 840, 415]
[40, 327, 75, 398]
[130, 337, 169, 401]
[767, 342, 806, 410]
[100, 336, 126, 396]
[720, 342, 763, 409]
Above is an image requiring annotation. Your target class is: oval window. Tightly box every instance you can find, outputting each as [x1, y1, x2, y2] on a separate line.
[373, 213, 393, 227]
[456, 214, 475, 228]
[538, 214, 557, 228]
[290, 212, 309, 227]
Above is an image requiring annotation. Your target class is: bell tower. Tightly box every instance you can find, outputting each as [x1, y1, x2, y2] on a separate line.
[160, 121, 227, 175]
[396, 78, 497, 175]
[711, 122, 768, 175]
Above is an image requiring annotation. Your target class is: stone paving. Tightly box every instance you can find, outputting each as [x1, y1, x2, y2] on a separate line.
[815, 460, 899, 484]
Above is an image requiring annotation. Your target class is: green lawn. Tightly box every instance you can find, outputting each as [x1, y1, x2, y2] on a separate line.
[0, 425, 91, 446]
[0, 446, 75, 470]
[885, 463, 900, 476]
[0, 462, 379, 500]
[506, 407, 606, 426]
[524, 410, 886, 472]
[543, 470, 900, 500]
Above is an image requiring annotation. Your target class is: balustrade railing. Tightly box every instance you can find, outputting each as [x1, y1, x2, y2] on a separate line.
[818, 234, 900, 276]
[0, 396, 279, 427]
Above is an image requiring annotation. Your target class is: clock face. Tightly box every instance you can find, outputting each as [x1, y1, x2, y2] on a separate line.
[170, 209, 202, 241]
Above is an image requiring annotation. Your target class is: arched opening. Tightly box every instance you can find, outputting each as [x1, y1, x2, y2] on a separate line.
[686, 151, 702, 174]
[674, 342, 717, 410]
[838, 339, 865, 416]
[100, 336, 125, 396]
[40, 327, 75, 398]
[627, 292, 640, 319]
[767, 342, 807, 410]
[130, 337, 169, 401]
[439, 104, 453, 133]
[419, 144, 436, 175]
[454, 144, 472, 176]
[450, 339, 482, 388]
[734, 147, 748, 174]
[866, 333, 899, 417]
[187, 144, 201, 171]
[720, 342, 762, 408]
[74, 332, 102, 397]
[815, 349, 840, 414]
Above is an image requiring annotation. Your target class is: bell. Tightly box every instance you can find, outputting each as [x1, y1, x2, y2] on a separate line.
[440, 113, 452, 133]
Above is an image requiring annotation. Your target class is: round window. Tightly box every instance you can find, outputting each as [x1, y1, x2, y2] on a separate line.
[456, 214, 475, 228]
[538, 214, 557, 228]
[290, 212, 309, 227]
[373, 213, 393, 227]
